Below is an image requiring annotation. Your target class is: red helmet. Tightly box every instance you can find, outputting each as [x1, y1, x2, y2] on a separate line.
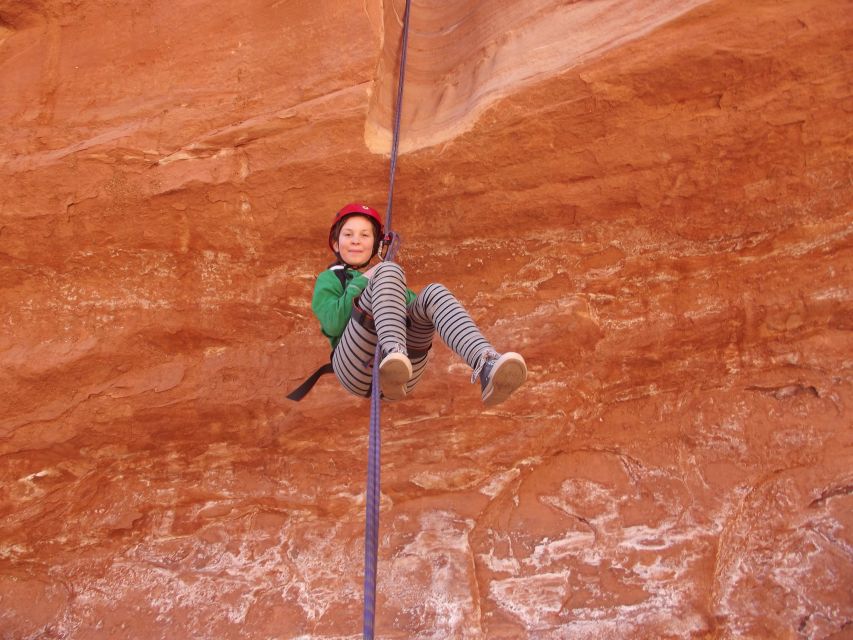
[328, 203, 384, 253]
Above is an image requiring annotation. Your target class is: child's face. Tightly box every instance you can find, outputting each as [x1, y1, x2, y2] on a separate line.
[334, 215, 376, 265]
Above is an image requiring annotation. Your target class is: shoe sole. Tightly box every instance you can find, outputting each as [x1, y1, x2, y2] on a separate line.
[380, 353, 412, 401]
[482, 352, 527, 406]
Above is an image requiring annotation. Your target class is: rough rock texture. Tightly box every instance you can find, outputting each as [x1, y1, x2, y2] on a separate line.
[1, 0, 851, 639]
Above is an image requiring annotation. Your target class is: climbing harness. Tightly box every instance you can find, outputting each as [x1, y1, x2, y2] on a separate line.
[285, 253, 413, 402]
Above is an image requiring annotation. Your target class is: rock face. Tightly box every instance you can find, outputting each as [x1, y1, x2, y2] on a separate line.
[0, 0, 850, 638]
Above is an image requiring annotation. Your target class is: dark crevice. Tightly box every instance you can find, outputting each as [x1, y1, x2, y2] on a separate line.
[745, 383, 820, 400]
[809, 484, 853, 508]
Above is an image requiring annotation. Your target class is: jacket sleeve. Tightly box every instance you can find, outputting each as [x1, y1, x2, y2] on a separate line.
[311, 270, 368, 342]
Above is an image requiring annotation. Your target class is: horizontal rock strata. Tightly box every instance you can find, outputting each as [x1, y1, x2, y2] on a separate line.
[0, 0, 850, 638]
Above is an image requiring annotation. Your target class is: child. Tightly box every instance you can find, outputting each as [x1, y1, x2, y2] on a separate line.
[310, 202, 527, 404]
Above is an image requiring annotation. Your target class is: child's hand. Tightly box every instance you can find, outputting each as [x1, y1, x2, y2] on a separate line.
[362, 264, 379, 280]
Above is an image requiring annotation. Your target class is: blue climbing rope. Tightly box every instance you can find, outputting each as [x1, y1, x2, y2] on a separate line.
[363, 1, 411, 638]
[383, 0, 413, 238]
[363, 348, 383, 639]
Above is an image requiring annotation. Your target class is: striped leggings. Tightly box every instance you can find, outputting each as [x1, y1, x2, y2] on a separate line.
[331, 262, 493, 398]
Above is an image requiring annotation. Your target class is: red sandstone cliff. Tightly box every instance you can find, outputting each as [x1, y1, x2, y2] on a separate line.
[1, 0, 851, 638]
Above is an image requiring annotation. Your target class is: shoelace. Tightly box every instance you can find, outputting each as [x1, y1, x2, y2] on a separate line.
[471, 349, 500, 384]
[382, 342, 408, 359]
[368, 344, 409, 369]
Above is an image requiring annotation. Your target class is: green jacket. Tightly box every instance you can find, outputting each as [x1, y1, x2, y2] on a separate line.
[311, 266, 416, 349]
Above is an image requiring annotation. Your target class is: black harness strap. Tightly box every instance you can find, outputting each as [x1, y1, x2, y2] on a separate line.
[352, 295, 375, 332]
[286, 362, 334, 401]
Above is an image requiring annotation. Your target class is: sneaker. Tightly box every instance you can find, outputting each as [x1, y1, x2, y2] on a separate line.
[379, 351, 412, 401]
[475, 351, 527, 406]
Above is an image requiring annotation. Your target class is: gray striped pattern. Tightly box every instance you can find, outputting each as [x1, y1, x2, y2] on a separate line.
[332, 262, 493, 398]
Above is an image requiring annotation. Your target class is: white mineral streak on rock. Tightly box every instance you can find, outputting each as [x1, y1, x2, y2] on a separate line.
[386, 511, 482, 639]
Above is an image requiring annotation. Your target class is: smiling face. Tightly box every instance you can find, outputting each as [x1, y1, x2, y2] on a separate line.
[333, 215, 376, 267]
